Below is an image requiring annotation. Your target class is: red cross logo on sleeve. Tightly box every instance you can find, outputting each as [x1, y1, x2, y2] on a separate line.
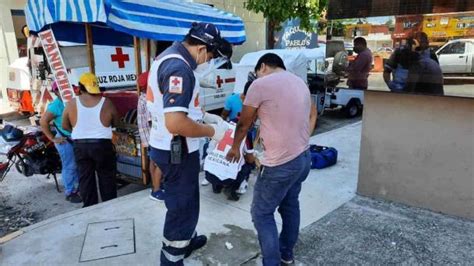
[111, 47, 130, 68]
[172, 77, 181, 86]
[217, 129, 234, 151]
[169, 76, 183, 94]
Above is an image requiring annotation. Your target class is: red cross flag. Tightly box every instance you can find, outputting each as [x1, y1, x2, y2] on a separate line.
[169, 76, 183, 94]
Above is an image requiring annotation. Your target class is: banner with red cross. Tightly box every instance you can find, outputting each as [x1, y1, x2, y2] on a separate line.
[204, 123, 246, 181]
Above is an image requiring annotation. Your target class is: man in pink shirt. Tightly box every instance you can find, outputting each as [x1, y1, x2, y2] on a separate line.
[227, 53, 317, 265]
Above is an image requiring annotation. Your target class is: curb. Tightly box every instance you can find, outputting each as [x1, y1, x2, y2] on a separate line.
[0, 230, 24, 244]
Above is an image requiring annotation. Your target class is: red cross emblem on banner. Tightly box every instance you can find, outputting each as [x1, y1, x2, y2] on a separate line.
[111, 47, 130, 68]
[217, 129, 234, 151]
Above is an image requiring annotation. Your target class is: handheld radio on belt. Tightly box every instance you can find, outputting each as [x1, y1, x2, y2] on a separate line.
[170, 135, 188, 164]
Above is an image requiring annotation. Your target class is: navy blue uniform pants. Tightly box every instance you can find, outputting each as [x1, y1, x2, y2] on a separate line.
[149, 148, 200, 265]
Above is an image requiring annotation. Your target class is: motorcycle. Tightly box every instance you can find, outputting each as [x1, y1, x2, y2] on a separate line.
[0, 124, 62, 192]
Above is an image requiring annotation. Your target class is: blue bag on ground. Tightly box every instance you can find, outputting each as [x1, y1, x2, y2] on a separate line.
[310, 145, 338, 169]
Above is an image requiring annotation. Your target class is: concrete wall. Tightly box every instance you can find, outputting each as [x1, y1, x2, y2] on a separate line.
[0, 0, 26, 105]
[358, 91, 474, 219]
[197, 0, 266, 61]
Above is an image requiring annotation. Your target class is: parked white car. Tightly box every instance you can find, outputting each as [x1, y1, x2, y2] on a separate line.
[436, 39, 474, 75]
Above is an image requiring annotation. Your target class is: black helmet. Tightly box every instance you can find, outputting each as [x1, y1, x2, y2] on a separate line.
[1, 125, 24, 142]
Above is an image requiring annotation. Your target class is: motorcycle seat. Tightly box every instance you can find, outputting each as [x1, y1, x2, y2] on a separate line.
[1, 125, 24, 142]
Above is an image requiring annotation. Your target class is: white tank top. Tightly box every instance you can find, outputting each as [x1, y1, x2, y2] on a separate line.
[71, 97, 113, 140]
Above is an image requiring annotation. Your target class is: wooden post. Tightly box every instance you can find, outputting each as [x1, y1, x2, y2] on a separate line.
[134, 36, 148, 185]
[145, 39, 151, 71]
[85, 24, 95, 74]
[134, 36, 142, 94]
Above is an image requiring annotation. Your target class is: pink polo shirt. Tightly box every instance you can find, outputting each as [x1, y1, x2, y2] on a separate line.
[244, 71, 311, 167]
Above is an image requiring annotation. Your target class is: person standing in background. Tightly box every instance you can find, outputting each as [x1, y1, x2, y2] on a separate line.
[40, 81, 81, 203]
[136, 71, 165, 201]
[347, 37, 372, 90]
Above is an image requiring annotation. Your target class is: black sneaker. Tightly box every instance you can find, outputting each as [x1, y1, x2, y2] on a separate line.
[281, 256, 295, 265]
[226, 190, 240, 201]
[212, 184, 223, 194]
[184, 235, 207, 258]
[66, 192, 82, 204]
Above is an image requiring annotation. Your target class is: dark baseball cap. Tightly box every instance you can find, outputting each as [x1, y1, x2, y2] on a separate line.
[189, 22, 221, 49]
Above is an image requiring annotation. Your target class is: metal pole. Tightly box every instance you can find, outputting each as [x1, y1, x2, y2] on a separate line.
[85, 24, 95, 74]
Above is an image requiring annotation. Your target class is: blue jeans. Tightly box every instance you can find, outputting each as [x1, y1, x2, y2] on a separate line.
[54, 136, 79, 195]
[251, 149, 311, 266]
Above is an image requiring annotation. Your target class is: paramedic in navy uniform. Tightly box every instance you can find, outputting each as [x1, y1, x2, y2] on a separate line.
[147, 23, 229, 265]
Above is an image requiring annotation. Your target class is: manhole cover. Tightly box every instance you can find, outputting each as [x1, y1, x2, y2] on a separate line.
[79, 219, 135, 262]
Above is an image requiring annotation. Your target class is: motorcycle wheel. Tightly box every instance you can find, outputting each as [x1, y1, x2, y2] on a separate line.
[15, 158, 26, 174]
[0, 162, 10, 182]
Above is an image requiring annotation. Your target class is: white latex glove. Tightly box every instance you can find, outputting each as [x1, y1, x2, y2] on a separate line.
[207, 140, 217, 152]
[209, 121, 229, 142]
[203, 112, 223, 124]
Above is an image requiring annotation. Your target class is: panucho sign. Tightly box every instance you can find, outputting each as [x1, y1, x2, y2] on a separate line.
[39, 29, 74, 102]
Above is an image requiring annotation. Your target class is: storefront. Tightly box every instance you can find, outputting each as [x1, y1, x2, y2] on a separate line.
[327, 0, 474, 219]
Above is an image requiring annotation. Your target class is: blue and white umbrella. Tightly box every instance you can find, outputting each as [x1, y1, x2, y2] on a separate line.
[25, 0, 246, 44]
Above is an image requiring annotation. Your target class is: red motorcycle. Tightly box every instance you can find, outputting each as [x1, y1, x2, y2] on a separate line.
[0, 124, 62, 192]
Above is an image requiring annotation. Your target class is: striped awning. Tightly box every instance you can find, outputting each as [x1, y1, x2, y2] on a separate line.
[25, 0, 107, 32]
[25, 0, 246, 44]
[107, 0, 246, 44]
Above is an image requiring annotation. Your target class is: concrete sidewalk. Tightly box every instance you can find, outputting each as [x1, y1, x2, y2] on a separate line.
[0, 122, 362, 265]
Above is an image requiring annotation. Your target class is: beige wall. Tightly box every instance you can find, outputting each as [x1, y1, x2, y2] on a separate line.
[358, 91, 474, 219]
[0, 0, 27, 104]
[197, 0, 266, 61]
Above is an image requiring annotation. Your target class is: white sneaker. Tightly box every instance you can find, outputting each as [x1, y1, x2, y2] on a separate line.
[237, 180, 248, 194]
[201, 179, 210, 186]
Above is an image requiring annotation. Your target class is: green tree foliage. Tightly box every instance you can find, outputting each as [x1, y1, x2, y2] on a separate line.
[245, 0, 328, 32]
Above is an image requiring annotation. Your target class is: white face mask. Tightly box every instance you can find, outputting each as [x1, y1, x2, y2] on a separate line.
[195, 61, 210, 75]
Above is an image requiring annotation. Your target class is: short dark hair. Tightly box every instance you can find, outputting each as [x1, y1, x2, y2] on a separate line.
[254, 53, 286, 72]
[216, 38, 232, 58]
[354, 37, 367, 47]
[183, 34, 218, 55]
[243, 81, 253, 96]
[415, 31, 430, 50]
[184, 34, 207, 46]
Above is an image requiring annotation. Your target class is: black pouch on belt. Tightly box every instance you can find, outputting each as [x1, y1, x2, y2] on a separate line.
[170, 136, 188, 164]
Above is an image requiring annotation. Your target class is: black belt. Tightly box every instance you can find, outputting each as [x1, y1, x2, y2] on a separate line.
[74, 139, 112, 144]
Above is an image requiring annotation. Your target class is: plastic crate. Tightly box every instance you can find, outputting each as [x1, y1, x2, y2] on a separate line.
[117, 154, 141, 166]
[117, 162, 142, 179]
